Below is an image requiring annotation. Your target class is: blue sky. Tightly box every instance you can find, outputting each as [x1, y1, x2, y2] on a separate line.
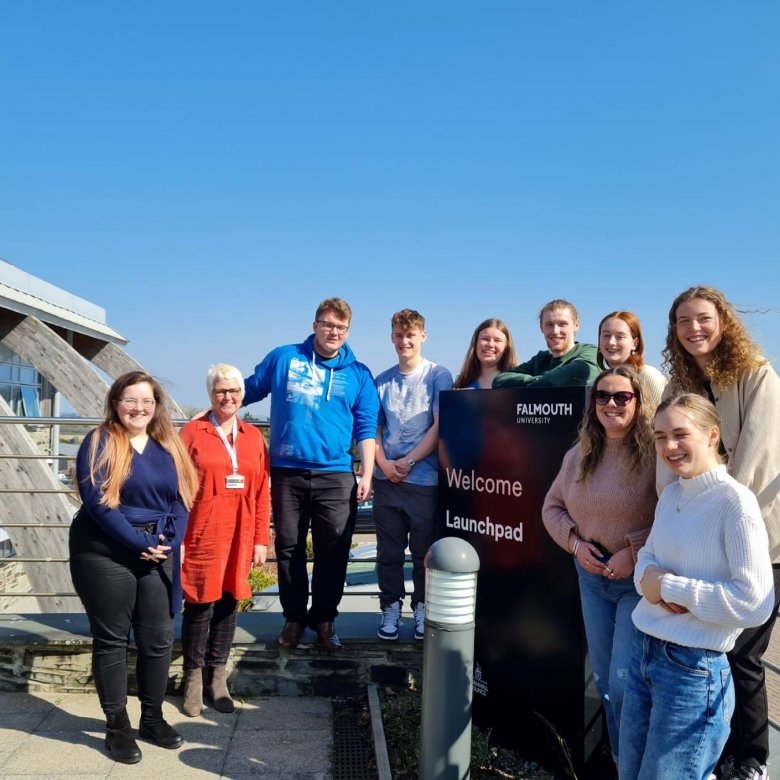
[2, 2, 778, 413]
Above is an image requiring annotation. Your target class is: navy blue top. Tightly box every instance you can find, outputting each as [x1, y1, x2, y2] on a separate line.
[76, 429, 189, 612]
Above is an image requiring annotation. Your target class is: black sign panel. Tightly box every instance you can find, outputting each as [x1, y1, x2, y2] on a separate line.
[438, 386, 594, 777]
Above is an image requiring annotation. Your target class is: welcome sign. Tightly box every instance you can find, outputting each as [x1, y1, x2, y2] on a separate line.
[438, 386, 596, 777]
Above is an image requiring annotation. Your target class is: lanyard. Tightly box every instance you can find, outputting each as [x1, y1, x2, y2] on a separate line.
[210, 413, 239, 474]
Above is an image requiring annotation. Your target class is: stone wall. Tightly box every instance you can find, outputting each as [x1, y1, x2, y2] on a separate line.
[0, 613, 424, 697]
[0, 639, 423, 698]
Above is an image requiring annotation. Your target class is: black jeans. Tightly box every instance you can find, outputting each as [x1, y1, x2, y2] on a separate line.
[271, 467, 357, 624]
[69, 511, 174, 715]
[373, 479, 437, 609]
[721, 563, 780, 768]
[181, 593, 238, 670]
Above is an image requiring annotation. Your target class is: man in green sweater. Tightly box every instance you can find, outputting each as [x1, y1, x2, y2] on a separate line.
[493, 299, 600, 388]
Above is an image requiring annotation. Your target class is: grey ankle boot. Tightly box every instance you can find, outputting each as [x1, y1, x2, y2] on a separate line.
[182, 668, 204, 717]
[205, 666, 235, 713]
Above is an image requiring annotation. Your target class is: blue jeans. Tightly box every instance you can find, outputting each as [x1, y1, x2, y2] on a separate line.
[575, 559, 639, 762]
[618, 631, 734, 780]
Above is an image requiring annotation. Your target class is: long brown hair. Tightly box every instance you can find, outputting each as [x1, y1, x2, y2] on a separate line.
[577, 366, 655, 480]
[85, 371, 198, 509]
[453, 318, 518, 389]
[596, 310, 646, 370]
[663, 285, 765, 392]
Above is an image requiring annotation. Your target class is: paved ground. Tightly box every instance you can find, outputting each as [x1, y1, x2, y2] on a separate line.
[0, 692, 332, 778]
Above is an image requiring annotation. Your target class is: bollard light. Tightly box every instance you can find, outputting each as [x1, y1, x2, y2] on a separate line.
[419, 537, 480, 780]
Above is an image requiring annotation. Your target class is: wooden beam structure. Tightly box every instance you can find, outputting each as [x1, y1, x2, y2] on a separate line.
[0, 395, 75, 612]
[0, 312, 107, 417]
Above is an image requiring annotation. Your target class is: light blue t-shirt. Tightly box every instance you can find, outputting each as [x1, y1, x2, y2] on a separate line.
[374, 358, 453, 486]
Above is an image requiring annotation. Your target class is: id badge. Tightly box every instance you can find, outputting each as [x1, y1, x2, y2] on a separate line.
[226, 474, 245, 490]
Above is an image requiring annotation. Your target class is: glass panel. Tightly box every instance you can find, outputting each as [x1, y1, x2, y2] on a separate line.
[21, 386, 41, 417]
[19, 367, 38, 384]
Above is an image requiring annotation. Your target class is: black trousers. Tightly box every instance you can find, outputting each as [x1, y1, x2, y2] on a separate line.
[69, 511, 174, 715]
[723, 563, 780, 768]
[271, 467, 357, 625]
[181, 593, 238, 670]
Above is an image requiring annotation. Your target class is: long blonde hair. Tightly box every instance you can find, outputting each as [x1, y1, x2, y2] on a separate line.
[85, 371, 198, 509]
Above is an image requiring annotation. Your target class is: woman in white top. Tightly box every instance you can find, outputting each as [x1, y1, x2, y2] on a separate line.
[661, 285, 780, 779]
[618, 393, 773, 780]
[597, 310, 666, 409]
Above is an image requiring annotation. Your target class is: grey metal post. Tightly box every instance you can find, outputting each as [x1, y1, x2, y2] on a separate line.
[419, 537, 480, 780]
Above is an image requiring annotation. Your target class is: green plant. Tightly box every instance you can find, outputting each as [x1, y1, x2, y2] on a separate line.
[238, 564, 277, 612]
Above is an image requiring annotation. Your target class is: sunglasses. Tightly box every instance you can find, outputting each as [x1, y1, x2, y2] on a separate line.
[594, 390, 635, 407]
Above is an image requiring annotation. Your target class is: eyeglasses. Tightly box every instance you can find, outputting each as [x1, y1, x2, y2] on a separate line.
[213, 388, 242, 398]
[316, 320, 349, 334]
[118, 398, 156, 409]
[594, 391, 635, 407]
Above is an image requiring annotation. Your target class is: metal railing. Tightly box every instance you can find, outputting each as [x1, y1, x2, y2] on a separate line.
[0, 415, 380, 601]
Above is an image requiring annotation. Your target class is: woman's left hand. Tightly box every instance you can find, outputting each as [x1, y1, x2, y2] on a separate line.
[252, 544, 268, 567]
[603, 547, 634, 580]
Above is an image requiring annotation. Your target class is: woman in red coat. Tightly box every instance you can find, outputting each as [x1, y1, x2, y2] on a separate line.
[180, 364, 271, 716]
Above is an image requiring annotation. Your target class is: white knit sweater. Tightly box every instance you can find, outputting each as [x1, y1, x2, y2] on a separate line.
[633, 465, 774, 652]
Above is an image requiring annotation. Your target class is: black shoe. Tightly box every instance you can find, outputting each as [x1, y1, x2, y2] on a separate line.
[139, 707, 184, 749]
[105, 709, 142, 764]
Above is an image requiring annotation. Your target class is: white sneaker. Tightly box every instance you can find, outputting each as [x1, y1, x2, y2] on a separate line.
[377, 601, 402, 641]
[414, 602, 425, 641]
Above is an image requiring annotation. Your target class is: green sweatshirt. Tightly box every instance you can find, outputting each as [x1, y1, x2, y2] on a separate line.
[493, 342, 600, 388]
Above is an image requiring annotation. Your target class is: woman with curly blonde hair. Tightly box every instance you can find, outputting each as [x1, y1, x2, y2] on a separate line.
[661, 285, 780, 780]
[543, 366, 657, 765]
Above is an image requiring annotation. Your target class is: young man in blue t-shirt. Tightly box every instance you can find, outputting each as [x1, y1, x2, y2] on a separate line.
[243, 298, 378, 652]
[373, 309, 453, 640]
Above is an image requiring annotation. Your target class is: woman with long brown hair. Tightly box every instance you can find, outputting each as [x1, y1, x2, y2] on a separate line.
[596, 310, 666, 408]
[543, 365, 657, 766]
[661, 285, 780, 780]
[453, 318, 517, 389]
[70, 371, 197, 764]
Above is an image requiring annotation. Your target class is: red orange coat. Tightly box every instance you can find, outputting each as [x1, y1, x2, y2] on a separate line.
[181, 415, 270, 603]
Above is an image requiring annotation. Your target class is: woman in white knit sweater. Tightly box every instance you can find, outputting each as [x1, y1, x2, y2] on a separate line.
[619, 394, 774, 780]
[661, 285, 780, 780]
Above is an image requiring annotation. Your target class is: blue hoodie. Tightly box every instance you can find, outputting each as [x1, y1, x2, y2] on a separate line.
[244, 334, 379, 471]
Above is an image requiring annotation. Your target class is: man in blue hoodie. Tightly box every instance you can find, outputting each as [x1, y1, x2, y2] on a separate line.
[244, 298, 379, 651]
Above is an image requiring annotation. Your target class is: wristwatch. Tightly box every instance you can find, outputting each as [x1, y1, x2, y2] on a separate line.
[406, 457, 416, 468]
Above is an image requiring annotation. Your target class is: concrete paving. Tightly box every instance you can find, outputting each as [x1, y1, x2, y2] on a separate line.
[0, 692, 332, 779]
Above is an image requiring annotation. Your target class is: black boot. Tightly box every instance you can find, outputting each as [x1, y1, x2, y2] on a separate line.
[105, 709, 142, 764]
[138, 705, 184, 749]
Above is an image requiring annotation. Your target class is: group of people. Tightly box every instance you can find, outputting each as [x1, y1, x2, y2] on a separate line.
[542, 288, 779, 780]
[68, 287, 779, 780]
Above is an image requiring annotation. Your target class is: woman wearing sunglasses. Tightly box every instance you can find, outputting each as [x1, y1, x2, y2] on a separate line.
[620, 394, 773, 780]
[597, 310, 666, 409]
[543, 365, 657, 766]
[179, 364, 270, 717]
[660, 286, 780, 780]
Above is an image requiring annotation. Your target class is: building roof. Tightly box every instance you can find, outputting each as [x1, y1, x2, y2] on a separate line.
[0, 258, 127, 345]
